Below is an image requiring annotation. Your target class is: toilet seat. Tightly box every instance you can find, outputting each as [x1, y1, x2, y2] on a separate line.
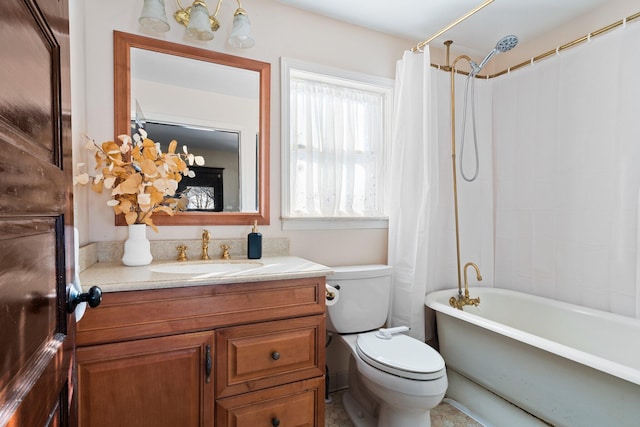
[356, 332, 445, 380]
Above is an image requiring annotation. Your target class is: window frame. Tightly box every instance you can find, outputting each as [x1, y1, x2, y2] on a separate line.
[280, 57, 393, 231]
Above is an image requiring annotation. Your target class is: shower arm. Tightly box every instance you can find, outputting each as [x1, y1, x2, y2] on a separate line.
[449, 53, 474, 298]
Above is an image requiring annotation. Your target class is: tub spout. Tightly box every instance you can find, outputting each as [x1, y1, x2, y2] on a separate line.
[449, 262, 482, 310]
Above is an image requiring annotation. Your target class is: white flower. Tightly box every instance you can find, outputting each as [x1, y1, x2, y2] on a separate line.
[74, 173, 89, 185]
[137, 193, 151, 206]
[104, 176, 116, 189]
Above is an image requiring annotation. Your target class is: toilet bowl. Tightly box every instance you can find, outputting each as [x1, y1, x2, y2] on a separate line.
[326, 265, 448, 427]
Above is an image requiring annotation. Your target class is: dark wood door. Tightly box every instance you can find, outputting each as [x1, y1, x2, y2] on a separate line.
[0, 0, 76, 426]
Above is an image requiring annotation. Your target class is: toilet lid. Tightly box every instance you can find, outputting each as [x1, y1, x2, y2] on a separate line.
[356, 332, 445, 380]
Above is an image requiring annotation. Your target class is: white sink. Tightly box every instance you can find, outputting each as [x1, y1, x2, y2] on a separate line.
[149, 261, 263, 275]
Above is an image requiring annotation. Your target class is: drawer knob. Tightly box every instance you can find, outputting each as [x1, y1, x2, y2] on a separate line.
[271, 418, 280, 427]
[271, 351, 280, 361]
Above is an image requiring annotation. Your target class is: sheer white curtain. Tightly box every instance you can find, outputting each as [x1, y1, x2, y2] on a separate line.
[388, 50, 496, 340]
[493, 21, 640, 317]
[387, 49, 439, 341]
[289, 79, 385, 217]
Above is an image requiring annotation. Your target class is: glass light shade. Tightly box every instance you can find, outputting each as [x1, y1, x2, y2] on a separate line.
[139, 0, 170, 32]
[186, 3, 215, 41]
[228, 12, 255, 48]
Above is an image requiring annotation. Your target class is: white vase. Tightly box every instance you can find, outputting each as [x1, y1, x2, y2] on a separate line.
[122, 224, 153, 266]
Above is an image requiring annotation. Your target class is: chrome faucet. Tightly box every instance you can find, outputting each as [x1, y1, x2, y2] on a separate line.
[449, 262, 482, 310]
[201, 229, 211, 260]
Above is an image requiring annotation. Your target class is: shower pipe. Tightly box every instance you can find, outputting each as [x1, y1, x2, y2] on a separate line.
[447, 48, 475, 299]
[428, 10, 640, 79]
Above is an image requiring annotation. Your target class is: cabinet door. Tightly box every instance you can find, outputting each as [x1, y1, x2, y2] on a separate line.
[78, 331, 215, 427]
[216, 377, 324, 427]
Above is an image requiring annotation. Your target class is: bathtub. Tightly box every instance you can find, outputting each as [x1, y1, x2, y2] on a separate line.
[425, 287, 640, 427]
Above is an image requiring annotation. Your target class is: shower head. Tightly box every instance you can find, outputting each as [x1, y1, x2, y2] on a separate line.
[495, 35, 519, 52]
[471, 35, 519, 76]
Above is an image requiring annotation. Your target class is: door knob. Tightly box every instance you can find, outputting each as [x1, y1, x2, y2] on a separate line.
[67, 285, 102, 313]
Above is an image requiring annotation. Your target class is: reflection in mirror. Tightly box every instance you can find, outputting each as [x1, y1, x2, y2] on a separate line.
[131, 47, 258, 213]
[113, 31, 270, 226]
[138, 121, 251, 212]
[179, 166, 225, 211]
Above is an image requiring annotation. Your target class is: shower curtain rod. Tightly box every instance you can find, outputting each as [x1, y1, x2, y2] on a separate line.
[429, 10, 640, 78]
[411, 0, 494, 53]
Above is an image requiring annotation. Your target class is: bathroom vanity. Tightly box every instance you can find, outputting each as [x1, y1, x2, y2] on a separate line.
[76, 257, 330, 426]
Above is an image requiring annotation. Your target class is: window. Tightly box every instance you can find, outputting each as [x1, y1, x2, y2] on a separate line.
[281, 58, 393, 230]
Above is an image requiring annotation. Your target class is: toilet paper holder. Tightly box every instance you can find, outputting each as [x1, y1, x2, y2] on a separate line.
[325, 284, 340, 301]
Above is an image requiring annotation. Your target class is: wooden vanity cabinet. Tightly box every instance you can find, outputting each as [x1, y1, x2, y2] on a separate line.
[77, 332, 215, 427]
[76, 277, 326, 427]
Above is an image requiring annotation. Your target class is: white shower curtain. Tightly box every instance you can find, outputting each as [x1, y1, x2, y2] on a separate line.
[387, 49, 438, 341]
[388, 49, 496, 341]
[493, 21, 640, 317]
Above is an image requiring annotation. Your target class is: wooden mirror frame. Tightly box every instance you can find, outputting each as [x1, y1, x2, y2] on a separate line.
[113, 31, 270, 226]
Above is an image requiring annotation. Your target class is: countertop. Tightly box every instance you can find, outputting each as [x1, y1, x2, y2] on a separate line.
[80, 256, 333, 292]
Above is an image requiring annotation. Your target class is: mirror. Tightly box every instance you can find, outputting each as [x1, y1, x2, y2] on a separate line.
[113, 31, 270, 226]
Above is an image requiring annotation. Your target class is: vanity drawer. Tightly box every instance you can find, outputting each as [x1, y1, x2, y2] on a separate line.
[215, 316, 325, 398]
[77, 277, 325, 346]
[215, 377, 324, 427]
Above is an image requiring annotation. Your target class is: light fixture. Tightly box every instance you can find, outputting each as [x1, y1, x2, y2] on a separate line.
[228, 3, 254, 48]
[139, 0, 171, 33]
[171, 0, 254, 47]
[174, 0, 219, 41]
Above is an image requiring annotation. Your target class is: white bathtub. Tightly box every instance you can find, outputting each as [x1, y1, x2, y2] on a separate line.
[425, 287, 640, 427]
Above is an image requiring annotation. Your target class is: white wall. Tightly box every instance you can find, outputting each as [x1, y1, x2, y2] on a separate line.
[489, 0, 639, 74]
[71, 0, 413, 266]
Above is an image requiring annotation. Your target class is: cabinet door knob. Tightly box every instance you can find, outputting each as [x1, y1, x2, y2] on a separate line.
[271, 351, 280, 361]
[271, 418, 280, 427]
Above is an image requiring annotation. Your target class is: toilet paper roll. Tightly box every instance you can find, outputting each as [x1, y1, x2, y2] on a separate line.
[325, 284, 339, 306]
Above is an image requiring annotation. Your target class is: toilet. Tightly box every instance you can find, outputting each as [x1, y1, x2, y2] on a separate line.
[326, 265, 447, 427]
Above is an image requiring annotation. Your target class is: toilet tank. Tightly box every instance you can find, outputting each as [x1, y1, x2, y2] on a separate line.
[326, 265, 393, 334]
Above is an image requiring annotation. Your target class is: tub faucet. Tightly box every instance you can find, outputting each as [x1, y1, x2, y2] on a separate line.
[449, 262, 482, 310]
[201, 229, 211, 260]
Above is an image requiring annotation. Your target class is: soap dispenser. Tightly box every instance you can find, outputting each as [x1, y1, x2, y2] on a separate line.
[247, 220, 262, 259]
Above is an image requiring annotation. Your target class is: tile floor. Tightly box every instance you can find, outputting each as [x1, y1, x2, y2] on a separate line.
[325, 390, 483, 427]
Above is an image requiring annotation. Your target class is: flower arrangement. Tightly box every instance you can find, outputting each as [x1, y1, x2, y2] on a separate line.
[74, 129, 204, 232]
